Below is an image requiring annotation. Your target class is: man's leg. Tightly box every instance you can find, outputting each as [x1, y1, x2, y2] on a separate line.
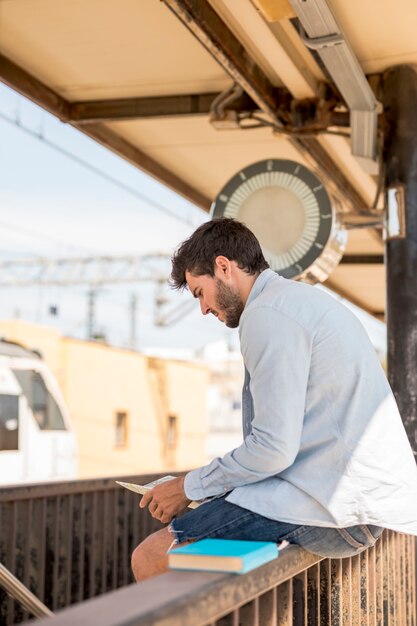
[131, 496, 299, 582]
[131, 527, 192, 582]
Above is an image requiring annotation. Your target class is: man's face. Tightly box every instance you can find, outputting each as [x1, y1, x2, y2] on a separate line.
[185, 270, 245, 329]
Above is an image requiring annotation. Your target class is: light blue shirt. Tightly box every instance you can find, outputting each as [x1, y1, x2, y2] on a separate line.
[185, 269, 417, 533]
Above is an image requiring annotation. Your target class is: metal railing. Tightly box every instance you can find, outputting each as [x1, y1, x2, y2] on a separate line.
[1, 476, 416, 625]
[0, 474, 166, 625]
[26, 530, 416, 626]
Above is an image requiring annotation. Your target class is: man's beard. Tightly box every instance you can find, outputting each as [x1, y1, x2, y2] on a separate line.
[215, 279, 245, 328]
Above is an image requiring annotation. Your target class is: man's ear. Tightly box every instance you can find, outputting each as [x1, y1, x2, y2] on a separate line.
[214, 255, 231, 277]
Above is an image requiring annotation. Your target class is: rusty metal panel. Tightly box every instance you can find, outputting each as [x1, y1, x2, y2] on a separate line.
[359, 549, 369, 625]
[71, 492, 85, 604]
[277, 579, 293, 626]
[104, 489, 115, 593]
[375, 532, 384, 625]
[0, 474, 165, 625]
[392, 532, 400, 626]
[6, 502, 18, 623]
[258, 588, 277, 626]
[319, 559, 331, 626]
[306, 564, 319, 626]
[382, 531, 390, 625]
[341, 557, 352, 626]
[91, 490, 103, 597]
[239, 598, 259, 626]
[9, 501, 21, 623]
[398, 532, 406, 626]
[55, 495, 71, 609]
[19, 500, 31, 623]
[350, 554, 361, 626]
[100, 489, 109, 594]
[401, 533, 407, 626]
[389, 531, 396, 624]
[404, 533, 411, 626]
[405, 534, 416, 626]
[82, 492, 93, 600]
[121, 490, 129, 588]
[293, 571, 307, 626]
[367, 545, 377, 626]
[331, 559, 343, 626]
[64, 494, 74, 605]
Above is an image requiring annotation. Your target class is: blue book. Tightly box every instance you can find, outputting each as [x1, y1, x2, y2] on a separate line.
[168, 538, 278, 574]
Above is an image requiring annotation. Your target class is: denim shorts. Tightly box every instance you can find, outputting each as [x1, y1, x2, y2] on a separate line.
[169, 495, 384, 558]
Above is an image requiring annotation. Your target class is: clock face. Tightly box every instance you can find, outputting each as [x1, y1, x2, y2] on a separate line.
[211, 159, 334, 279]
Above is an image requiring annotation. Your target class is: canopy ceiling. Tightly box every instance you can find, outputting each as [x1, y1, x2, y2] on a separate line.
[1, 0, 414, 318]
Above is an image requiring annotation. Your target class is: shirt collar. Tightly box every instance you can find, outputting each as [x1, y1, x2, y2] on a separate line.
[244, 268, 279, 309]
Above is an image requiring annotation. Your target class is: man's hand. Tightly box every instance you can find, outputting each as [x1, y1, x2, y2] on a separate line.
[139, 476, 191, 524]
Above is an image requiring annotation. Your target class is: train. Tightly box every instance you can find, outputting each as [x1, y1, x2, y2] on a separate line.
[0, 339, 77, 484]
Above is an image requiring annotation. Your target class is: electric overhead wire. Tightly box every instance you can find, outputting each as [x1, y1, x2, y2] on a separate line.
[0, 109, 197, 228]
[0, 106, 173, 333]
[0, 98, 220, 334]
[0, 218, 100, 255]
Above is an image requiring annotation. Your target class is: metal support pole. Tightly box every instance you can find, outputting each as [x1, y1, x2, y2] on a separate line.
[86, 288, 96, 340]
[129, 293, 138, 349]
[382, 65, 417, 457]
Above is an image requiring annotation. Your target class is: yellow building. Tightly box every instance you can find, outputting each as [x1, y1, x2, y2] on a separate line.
[0, 319, 209, 478]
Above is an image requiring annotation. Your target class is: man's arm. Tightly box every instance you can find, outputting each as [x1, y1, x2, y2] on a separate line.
[184, 306, 312, 501]
[141, 306, 311, 521]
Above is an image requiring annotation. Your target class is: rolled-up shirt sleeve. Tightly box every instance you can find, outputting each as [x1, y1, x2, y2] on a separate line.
[184, 305, 312, 501]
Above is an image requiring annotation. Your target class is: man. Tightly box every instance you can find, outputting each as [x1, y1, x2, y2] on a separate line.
[131, 218, 417, 582]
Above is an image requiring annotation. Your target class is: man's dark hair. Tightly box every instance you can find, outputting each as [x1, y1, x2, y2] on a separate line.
[170, 218, 269, 290]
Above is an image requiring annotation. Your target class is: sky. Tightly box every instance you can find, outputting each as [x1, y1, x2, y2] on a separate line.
[0, 82, 386, 359]
[0, 83, 240, 355]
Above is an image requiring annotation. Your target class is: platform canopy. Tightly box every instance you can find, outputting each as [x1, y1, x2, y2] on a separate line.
[1, 0, 415, 318]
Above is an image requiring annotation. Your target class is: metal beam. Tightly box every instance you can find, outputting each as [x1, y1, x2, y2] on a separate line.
[69, 91, 350, 130]
[70, 92, 259, 124]
[0, 54, 70, 121]
[339, 255, 384, 264]
[163, 0, 279, 118]
[162, 0, 370, 215]
[324, 278, 385, 320]
[0, 54, 211, 211]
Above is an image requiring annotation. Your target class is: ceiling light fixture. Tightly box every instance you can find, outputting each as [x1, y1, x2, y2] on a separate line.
[288, 0, 380, 174]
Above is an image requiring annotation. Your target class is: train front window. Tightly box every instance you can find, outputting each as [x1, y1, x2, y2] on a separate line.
[12, 370, 67, 431]
[0, 394, 19, 450]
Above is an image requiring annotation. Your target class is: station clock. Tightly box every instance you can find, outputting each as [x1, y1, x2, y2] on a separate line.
[211, 159, 347, 282]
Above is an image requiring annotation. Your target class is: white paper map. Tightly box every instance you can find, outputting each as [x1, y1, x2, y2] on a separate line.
[116, 475, 201, 509]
